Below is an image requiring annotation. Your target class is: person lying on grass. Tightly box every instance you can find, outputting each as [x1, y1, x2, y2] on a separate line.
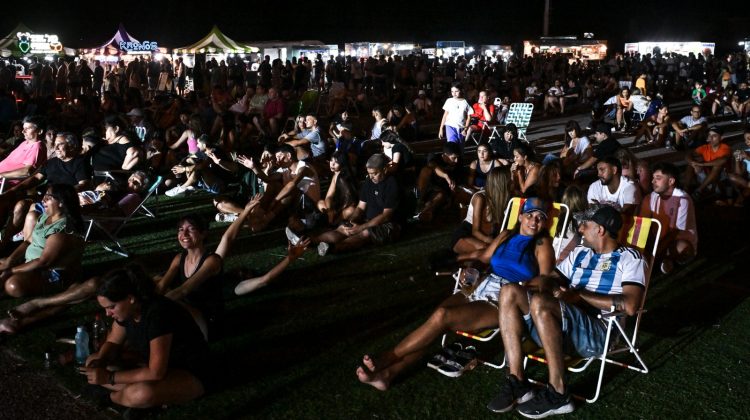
[356, 198, 554, 390]
[0, 195, 264, 337]
[0, 184, 85, 298]
[79, 264, 211, 413]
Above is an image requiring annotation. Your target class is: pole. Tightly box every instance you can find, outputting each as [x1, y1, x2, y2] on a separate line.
[543, 0, 550, 37]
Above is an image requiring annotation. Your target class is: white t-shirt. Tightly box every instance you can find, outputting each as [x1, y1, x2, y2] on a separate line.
[277, 160, 321, 201]
[558, 245, 646, 300]
[678, 115, 706, 128]
[442, 97, 471, 129]
[587, 176, 639, 207]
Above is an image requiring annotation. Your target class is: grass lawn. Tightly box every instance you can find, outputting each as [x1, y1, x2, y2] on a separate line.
[2, 194, 750, 419]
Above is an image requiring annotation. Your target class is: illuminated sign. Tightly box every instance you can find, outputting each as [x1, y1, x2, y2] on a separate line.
[16, 32, 63, 54]
[119, 41, 159, 52]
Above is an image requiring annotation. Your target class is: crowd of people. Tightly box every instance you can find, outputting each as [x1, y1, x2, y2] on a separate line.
[0, 47, 748, 417]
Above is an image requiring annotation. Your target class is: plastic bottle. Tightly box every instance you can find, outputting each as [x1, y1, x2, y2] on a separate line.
[75, 326, 90, 366]
[92, 314, 107, 351]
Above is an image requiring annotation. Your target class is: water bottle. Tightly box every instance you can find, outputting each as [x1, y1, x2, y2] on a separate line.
[92, 314, 107, 352]
[75, 326, 90, 367]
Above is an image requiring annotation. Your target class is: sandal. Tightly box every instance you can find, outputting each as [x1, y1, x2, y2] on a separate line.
[437, 345, 478, 378]
[427, 342, 462, 370]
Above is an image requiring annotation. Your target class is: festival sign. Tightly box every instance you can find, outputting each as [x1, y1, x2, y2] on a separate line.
[119, 40, 159, 53]
[16, 32, 63, 54]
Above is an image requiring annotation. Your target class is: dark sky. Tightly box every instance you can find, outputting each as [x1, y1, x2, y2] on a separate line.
[2, 0, 748, 52]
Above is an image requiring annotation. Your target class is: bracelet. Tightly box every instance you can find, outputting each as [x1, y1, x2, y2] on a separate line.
[109, 371, 116, 385]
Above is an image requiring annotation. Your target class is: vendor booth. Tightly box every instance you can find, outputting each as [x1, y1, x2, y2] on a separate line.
[173, 26, 258, 67]
[421, 41, 467, 58]
[248, 40, 338, 62]
[624, 41, 715, 57]
[0, 23, 74, 59]
[480, 45, 514, 61]
[523, 37, 607, 61]
[344, 42, 420, 58]
[78, 24, 168, 63]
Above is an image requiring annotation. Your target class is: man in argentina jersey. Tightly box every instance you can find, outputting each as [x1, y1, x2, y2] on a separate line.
[490, 205, 646, 418]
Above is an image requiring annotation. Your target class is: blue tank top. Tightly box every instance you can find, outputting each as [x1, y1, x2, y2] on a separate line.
[490, 233, 538, 282]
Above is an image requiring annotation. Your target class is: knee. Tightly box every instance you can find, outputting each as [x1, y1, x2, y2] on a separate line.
[82, 277, 100, 295]
[429, 306, 450, 327]
[529, 294, 555, 319]
[4, 277, 25, 298]
[118, 383, 157, 408]
[499, 283, 524, 306]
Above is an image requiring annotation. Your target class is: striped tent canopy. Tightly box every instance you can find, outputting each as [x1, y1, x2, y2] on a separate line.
[80, 23, 141, 55]
[173, 25, 258, 54]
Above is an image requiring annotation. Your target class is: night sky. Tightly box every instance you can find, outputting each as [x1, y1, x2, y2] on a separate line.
[2, 0, 748, 52]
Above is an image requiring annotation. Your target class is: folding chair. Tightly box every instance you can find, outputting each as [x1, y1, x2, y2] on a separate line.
[83, 176, 163, 257]
[523, 215, 662, 403]
[504, 103, 534, 142]
[440, 197, 570, 369]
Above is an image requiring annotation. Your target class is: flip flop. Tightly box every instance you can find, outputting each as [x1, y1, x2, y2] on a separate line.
[437, 346, 478, 378]
[427, 342, 462, 370]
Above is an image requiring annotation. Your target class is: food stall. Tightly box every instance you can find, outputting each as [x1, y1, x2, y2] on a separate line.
[523, 37, 607, 61]
[480, 44, 514, 61]
[248, 40, 338, 62]
[0, 22, 74, 59]
[78, 24, 168, 63]
[172, 25, 258, 67]
[624, 41, 715, 57]
[344, 42, 421, 58]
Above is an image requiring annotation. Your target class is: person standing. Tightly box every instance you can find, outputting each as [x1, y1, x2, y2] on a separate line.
[439, 83, 471, 147]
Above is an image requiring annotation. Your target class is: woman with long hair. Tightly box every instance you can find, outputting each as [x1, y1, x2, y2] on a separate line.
[317, 151, 359, 226]
[536, 161, 564, 203]
[615, 87, 633, 131]
[0, 184, 85, 297]
[451, 167, 511, 254]
[559, 120, 592, 178]
[467, 142, 501, 191]
[511, 143, 540, 196]
[614, 147, 651, 197]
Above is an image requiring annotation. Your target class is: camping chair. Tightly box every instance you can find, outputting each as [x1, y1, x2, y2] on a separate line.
[504, 103, 534, 142]
[522, 215, 662, 403]
[93, 170, 158, 218]
[83, 176, 163, 257]
[439, 197, 570, 369]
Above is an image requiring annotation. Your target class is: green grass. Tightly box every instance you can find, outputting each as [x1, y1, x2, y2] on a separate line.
[2, 195, 750, 419]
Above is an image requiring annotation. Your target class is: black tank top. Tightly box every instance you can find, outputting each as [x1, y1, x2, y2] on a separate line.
[177, 250, 224, 322]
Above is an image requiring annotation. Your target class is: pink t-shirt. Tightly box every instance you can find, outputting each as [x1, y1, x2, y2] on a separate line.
[642, 188, 698, 251]
[0, 140, 46, 174]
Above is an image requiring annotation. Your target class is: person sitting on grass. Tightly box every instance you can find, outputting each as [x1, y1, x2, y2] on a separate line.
[79, 265, 211, 416]
[308, 153, 400, 256]
[639, 162, 697, 275]
[0, 196, 263, 336]
[0, 184, 85, 298]
[316, 151, 359, 227]
[683, 125, 730, 200]
[415, 142, 462, 222]
[238, 144, 322, 232]
[489, 205, 645, 417]
[356, 198, 554, 390]
[451, 167, 511, 255]
[165, 135, 238, 197]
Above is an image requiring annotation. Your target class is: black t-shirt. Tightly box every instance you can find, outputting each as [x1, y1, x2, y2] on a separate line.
[359, 175, 399, 222]
[391, 143, 413, 170]
[593, 136, 622, 161]
[117, 296, 210, 377]
[737, 88, 750, 103]
[40, 156, 91, 186]
[490, 137, 520, 161]
[92, 141, 135, 171]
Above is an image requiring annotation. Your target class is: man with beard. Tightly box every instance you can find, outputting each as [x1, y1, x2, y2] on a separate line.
[586, 156, 639, 215]
[639, 162, 697, 274]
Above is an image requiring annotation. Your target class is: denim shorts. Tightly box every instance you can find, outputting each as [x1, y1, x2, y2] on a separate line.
[466, 273, 511, 307]
[524, 294, 607, 358]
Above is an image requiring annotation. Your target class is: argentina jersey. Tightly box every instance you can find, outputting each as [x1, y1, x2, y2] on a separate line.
[557, 245, 646, 294]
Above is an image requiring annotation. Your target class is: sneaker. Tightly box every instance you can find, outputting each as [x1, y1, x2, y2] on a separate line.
[317, 242, 330, 257]
[285, 226, 302, 246]
[165, 185, 187, 197]
[437, 345, 477, 377]
[215, 212, 239, 223]
[516, 383, 574, 419]
[427, 342, 462, 370]
[11, 232, 24, 242]
[487, 374, 536, 413]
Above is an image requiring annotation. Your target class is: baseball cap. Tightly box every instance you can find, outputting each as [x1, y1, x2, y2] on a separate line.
[521, 197, 548, 220]
[574, 204, 622, 236]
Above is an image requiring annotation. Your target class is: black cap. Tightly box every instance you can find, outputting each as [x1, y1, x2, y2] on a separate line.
[593, 122, 612, 134]
[574, 204, 623, 237]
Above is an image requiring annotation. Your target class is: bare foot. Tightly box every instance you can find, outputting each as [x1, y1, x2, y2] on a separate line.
[0, 318, 19, 334]
[234, 277, 268, 295]
[362, 354, 377, 372]
[356, 366, 389, 391]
